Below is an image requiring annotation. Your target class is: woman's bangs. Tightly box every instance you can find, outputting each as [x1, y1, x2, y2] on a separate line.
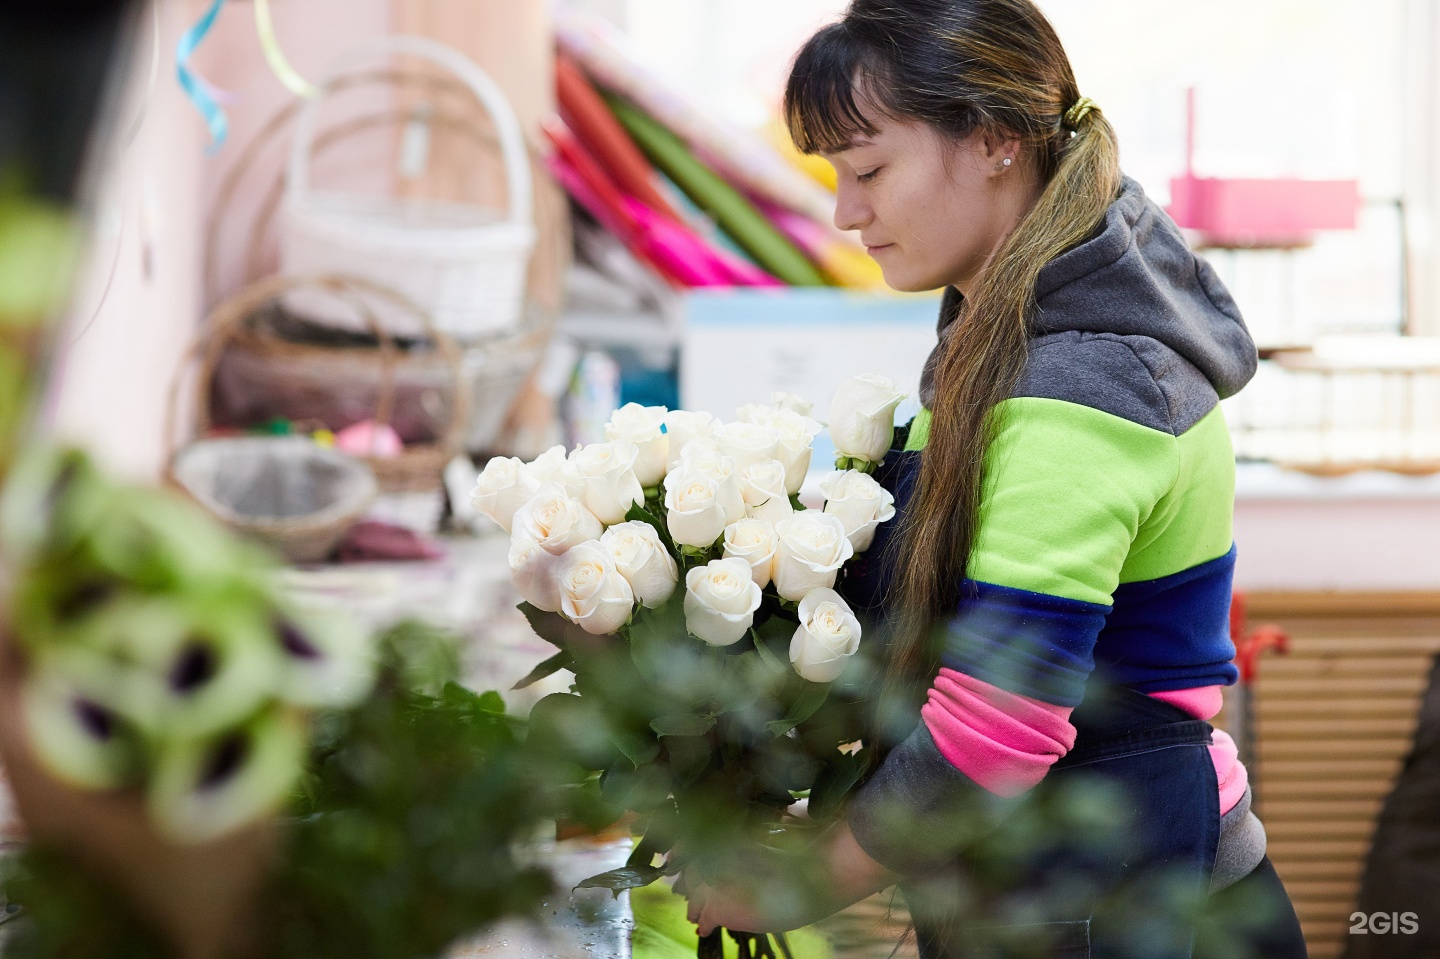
[783, 27, 883, 156]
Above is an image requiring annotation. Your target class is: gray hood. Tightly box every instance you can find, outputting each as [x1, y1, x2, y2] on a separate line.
[920, 177, 1257, 407]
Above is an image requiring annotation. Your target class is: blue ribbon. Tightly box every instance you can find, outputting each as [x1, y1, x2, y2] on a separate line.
[175, 0, 229, 153]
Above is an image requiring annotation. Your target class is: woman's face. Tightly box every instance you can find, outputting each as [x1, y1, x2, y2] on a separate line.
[822, 109, 1040, 294]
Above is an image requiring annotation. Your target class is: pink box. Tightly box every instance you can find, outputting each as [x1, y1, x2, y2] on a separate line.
[1167, 89, 1360, 248]
[1167, 175, 1360, 248]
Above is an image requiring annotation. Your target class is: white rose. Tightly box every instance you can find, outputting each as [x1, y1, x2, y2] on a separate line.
[568, 441, 645, 526]
[771, 392, 815, 416]
[678, 445, 746, 524]
[471, 457, 539, 533]
[663, 468, 730, 548]
[761, 408, 822, 494]
[735, 403, 773, 426]
[684, 557, 762, 647]
[789, 588, 862, 683]
[558, 541, 636, 635]
[664, 410, 717, 470]
[820, 470, 898, 552]
[524, 445, 585, 499]
[509, 534, 565, 612]
[605, 403, 669, 487]
[772, 511, 855, 602]
[738, 458, 793, 526]
[600, 521, 679, 608]
[722, 518, 777, 589]
[714, 421, 782, 472]
[512, 484, 603, 555]
[830, 373, 907, 465]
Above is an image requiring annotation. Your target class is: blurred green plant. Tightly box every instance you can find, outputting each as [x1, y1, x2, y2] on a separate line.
[2, 621, 564, 959]
[1, 446, 373, 844]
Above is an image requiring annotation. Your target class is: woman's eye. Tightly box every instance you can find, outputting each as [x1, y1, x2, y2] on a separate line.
[856, 168, 881, 183]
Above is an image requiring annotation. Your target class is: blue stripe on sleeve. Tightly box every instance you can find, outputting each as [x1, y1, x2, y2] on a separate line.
[939, 580, 1111, 708]
[1096, 546, 1240, 692]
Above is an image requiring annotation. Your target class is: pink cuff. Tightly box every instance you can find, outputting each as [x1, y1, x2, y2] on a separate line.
[921, 668, 1076, 799]
[1149, 686, 1224, 720]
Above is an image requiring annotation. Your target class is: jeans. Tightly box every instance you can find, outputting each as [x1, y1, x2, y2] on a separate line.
[900, 682, 1306, 959]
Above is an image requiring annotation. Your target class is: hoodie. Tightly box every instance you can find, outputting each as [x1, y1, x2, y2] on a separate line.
[845, 178, 1265, 888]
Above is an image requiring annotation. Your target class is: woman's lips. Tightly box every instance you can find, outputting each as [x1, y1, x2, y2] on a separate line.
[865, 243, 893, 255]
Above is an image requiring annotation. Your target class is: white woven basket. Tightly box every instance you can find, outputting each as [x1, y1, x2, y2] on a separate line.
[280, 36, 536, 341]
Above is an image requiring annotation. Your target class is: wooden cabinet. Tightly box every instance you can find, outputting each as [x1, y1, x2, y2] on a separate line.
[1223, 593, 1440, 959]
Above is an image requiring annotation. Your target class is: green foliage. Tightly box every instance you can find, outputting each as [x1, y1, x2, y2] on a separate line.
[264, 631, 557, 959]
[1, 625, 563, 959]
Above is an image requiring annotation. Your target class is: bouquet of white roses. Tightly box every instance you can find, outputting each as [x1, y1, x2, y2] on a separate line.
[471, 374, 906, 958]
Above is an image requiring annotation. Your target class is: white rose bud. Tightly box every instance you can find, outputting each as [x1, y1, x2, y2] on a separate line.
[663, 468, 730, 548]
[738, 458, 793, 526]
[830, 373, 907, 465]
[684, 557, 763, 647]
[722, 518, 777, 589]
[679, 445, 746, 525]
[568, 441, 645, 526]
[789, 588, 862, 683]
[771, 392, 815, 417]
[558, 541, 636, 635]
[714, 421, 782, 472]
[600, 521, 679, 608]
[471, 457, 539, 533]
[762, 408, 822, 494]
[509, 535, 565, 612]
[524, 445, 585, 499]
[605, 403, 669, 487]
[772, 511, 855, 602]
[820, 470, 898, 552]
[735, 403, 773, 426]
[664, 410, 718, 470]
[512, 484, 604, 555]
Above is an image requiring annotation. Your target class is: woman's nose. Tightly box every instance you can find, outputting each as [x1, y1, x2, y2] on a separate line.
[833, 181, 870, 233]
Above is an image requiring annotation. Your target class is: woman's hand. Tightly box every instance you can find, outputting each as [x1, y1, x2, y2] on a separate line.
[683, 820, 902, 935]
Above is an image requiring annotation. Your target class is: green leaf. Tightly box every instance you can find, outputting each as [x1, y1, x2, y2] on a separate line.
[616, 732, 661, 769]
[650, 713, 716, 738]
[624, 503, 672, 549]
[789, 493, 805, 511]
[574, 865, 664, 898]
[751, 630, 788, 674]
[512, 651, 575, 691]
[663, 733, 711, 786]
[517, 602, 592, 651]
[810, 750, 866, 820]
[765, 681, 830, 738]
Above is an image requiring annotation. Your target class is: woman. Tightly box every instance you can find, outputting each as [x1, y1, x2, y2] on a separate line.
[685, 1, 1307, 956]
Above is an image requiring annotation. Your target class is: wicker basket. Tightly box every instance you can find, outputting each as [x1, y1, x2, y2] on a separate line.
[170, 436, 377, 564]
[173, 276, 470, 525]
[280, 37, 535, 341]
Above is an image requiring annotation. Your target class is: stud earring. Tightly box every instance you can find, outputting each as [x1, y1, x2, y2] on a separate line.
[1003, 157, 1013, 167]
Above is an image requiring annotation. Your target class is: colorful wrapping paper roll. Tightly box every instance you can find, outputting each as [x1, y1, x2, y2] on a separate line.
[555, 54, 681, 224]
[755, 198, 887, 290]
[546, 119, 777, 288]
[556, 10, 840, 229]
[764, 116, 838, 193]
[605, 94, 828, 288]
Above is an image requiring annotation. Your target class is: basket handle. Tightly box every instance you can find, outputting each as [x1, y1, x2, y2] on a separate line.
[166, 275, 470, 473]
[286, 36, 533, 229]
